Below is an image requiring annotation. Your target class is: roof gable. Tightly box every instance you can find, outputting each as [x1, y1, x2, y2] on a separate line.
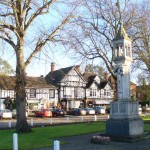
[45, 66, 74, 86]
[83, 72, 100, 88]
[99, 81, 113, 90]
[45, 65, 86, 86]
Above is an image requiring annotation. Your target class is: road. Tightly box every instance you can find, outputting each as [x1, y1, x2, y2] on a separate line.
[0, 114, 109, 129]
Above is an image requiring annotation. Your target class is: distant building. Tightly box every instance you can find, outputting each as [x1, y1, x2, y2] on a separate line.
[0, 75, 57, 111]
[45, 63, 115, 110]
[83, 72, 114, 107]
[45, 64, 87, 110]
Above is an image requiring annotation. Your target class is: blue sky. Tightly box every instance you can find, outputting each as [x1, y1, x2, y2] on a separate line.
[0, 0, 142, 84]
[0, 0, 79, 76]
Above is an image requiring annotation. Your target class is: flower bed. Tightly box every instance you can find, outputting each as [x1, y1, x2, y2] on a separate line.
[90, 135, 111, 144]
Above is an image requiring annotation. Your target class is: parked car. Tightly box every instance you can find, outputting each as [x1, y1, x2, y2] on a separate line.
[68, 108, 86, 116]
[139, 107, 142, 115]
[93, 106, 106, 114]
[0, 109, 12, 119]
[12, 109, 28, 118]
[84, 108, 95, 115]
[34, 109, 52, 117]
[105, 107, 110, 114]
[52, 108, 65, 117]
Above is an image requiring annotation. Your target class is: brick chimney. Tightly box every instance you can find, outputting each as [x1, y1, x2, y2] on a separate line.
[103, 72, 109, 80]
[51, 62, 55, 79]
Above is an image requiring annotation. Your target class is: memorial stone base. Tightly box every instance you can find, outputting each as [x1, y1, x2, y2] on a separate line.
[106, 100, 144, 139]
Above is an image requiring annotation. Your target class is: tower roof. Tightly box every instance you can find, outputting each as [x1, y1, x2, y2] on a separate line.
[113, 21, 131, 41]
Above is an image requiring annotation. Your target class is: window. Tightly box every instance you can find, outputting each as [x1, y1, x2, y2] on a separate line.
[104, 89, 106, 96]
[93, 89, 96, 97]
[75, 88, 81, 97]
[107, 91, 110, 96]
[30, 89, 36, 98]
[49, 89, 55, 98]
[90, 89, 92, 96]
[100, 90, 101, 97]
[90, 89, 97, 97]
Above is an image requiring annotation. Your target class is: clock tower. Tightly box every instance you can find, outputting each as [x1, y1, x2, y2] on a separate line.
[106, 21, 144, 139]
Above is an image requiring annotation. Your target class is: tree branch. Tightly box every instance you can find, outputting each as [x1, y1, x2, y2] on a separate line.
[25, 14, 71, 67]
[24, 0, 57, 31]
[0, 34, 16, 50]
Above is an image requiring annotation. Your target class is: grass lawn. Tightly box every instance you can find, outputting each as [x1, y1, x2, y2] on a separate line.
[0, 122, 105, 150]
[142, 115, 150, 121]
[0, 119, 150, 150]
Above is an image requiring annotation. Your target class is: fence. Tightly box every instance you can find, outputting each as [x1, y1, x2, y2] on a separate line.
[0, 115, 109, 129]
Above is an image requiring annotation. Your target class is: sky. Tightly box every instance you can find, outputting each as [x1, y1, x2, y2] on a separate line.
[0, 0, 79, 76]
[0, 0, 142, 84]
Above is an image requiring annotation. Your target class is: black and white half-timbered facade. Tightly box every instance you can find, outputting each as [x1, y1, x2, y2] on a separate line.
[0, 64, 114, 111]
[45, 64, 87, 110]
[45, 63, 114, 110]
[0, 76, 57, 111]
[83, 72, 114, 107]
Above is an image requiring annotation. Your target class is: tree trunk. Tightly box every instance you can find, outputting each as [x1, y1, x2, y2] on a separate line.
[15, 66, 31, 133]
[15, 40, 31, 133]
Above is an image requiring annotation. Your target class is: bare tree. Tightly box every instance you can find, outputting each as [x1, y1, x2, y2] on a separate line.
[62, 0, 129, 80]
[0, 0, 76, 133]
[132, 0, 150, 76]
[62, 0, 149, 81]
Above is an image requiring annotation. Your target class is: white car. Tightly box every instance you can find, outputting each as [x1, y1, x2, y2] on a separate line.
[0, 109, 12, 119]
[84, 108, 95, 115]
[93, 106, 106, 115]
[12, 109, 28, 118]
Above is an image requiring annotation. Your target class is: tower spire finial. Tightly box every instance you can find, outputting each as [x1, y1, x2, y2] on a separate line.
[114, 0, 130, 41]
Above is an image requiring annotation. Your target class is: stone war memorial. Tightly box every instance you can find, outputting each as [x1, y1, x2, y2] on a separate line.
[106, 20, 145, 141]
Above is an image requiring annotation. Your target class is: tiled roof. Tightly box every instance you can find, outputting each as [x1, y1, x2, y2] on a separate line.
[0, 76, 15, 90]
[45, 65, 85, 86]
[26, 76, 55, 88]
[83, 72, 114, 90]
[83, 72, 97, 88]
[45, 66, 74, 86]
[99, 81, 108, 89]
[0, 75, 55, 90]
